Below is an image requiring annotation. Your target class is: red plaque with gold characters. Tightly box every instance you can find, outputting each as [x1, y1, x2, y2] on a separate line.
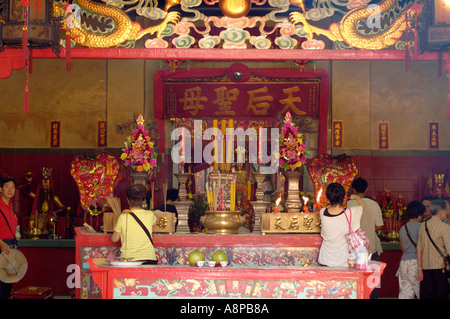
[332, 120, 343, 149]
[378, 122, 389, 150]
[98, 120, 107, 147]
[429, 122, 439, 149]
[50, 121, 60, 148]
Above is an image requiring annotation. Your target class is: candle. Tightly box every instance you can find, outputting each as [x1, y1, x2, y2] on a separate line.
[180, 127, 186, 165]
[258, 127, 263, 164]
[230, 183, 235, 211]
[226, 119, 233, 172]
[247, 180, 251, 200]
[302, 196, 309, 213]
[151, 182, 155, 210]
[316, 188, 323, 212]
[221, 120, 226, 171]
[274, 196, 281, 213]
[213, 120, 219, 171]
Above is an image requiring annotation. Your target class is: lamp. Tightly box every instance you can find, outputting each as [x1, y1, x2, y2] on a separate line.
[0, 0, 60, 114]
[0, 0, 61, 55]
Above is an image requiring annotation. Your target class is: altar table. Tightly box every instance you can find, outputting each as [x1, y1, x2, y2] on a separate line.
[75, 227, 385, 299]
[88, 258, 385, 299]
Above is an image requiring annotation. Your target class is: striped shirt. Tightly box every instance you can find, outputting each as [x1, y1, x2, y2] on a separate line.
[114, 209, 157, 261]
[417, 216, 450, 270]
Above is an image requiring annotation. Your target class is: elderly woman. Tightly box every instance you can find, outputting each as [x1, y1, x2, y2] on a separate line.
[416, 199, 450, 299]
[318, 182, 366, 267]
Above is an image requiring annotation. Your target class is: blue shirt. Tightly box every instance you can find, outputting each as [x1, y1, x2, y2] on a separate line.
[399, 221, 421, 261]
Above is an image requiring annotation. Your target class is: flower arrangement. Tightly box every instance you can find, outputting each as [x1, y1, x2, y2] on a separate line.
[278, 112, 308, 171]
[120, 114, 158, 172]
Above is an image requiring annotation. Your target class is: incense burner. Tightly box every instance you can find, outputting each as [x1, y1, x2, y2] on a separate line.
[203, 211, 242, 234]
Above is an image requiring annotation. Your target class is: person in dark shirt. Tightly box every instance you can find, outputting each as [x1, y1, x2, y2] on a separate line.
[154, 188, 179, 231]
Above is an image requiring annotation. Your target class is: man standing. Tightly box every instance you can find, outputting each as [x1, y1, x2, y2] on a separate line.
[348, 177, 384, 299]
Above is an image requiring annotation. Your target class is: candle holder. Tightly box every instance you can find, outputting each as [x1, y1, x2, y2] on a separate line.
[174, 172, 192, 201]
[250, 172, 270, 233]
[282, 170, 304, 213]
[174, 172, 193, 233]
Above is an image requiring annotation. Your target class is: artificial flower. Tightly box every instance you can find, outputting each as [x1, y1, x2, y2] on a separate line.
[278, 112, 309, 171]
[120, 114, 158, 172]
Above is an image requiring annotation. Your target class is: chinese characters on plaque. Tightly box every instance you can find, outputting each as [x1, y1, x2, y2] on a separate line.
[98, 120, 107, 147]
[429, 122, 439, 149]
[378, 122, 389, 150]
[50, 121, 60, 148]
[164, 81, 320, 119]
[261, 213, 321, 234]
[332, 120, 343, 149]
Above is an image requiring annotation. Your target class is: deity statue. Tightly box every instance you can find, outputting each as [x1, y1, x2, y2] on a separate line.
[397, 194, 407, 220]
[26, 168, 65, 238]
[427, 172, 449, 199]
[380, 188, 396, 218]
[234, 146, 255, 231]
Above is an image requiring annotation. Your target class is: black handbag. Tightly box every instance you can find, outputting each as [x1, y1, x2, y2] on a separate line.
[425, 221, 450, 278]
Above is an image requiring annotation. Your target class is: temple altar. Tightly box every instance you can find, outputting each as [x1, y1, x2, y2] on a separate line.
[75, 227, 385, 299]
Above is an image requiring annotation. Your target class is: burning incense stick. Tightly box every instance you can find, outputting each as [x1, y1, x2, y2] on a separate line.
[163, 182, 167, 212]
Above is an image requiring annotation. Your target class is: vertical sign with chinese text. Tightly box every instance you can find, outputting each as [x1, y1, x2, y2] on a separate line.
[378, 122, 389, 150]
[429, 122, 439, 149]
[50, 121, 60, 148]
[332, 120, 343, 149]
[98, 120, 107, 147]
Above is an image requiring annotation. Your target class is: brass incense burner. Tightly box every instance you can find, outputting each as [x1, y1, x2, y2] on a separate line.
[203, 211, 242, 234]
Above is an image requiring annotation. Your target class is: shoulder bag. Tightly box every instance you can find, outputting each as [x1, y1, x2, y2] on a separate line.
[344, 208, 370, 256]
[425, 221, 450, 278]
[405, 224, 416, 247]
[129, 212, 157, 263]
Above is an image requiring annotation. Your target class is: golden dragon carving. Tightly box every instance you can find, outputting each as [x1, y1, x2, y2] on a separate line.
[54, 0, 180, 48]
[290, 0, 422, 50]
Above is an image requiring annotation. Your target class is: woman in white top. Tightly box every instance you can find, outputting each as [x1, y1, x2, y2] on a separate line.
[318, 182, 366, 267]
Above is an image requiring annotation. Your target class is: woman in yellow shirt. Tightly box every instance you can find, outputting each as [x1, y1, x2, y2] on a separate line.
[112, 184, 157, 264]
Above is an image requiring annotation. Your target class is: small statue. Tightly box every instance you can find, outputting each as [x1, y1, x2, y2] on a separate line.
[234, 146, 255, 231]
[397, 194, 407, 220]
[380, 188, 396, 218]
[427, 172, 449, 199]
[26, 168, 65, 238]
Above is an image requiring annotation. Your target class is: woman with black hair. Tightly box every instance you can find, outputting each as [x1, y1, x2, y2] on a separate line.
[398, 200, 425, 299]
[0, 177, 19, 299]
[318, 182, 366, 267]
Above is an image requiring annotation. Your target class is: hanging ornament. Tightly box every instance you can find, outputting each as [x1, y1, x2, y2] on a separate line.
[21, 0, 31, 114]
[66, 31, 72, 71]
